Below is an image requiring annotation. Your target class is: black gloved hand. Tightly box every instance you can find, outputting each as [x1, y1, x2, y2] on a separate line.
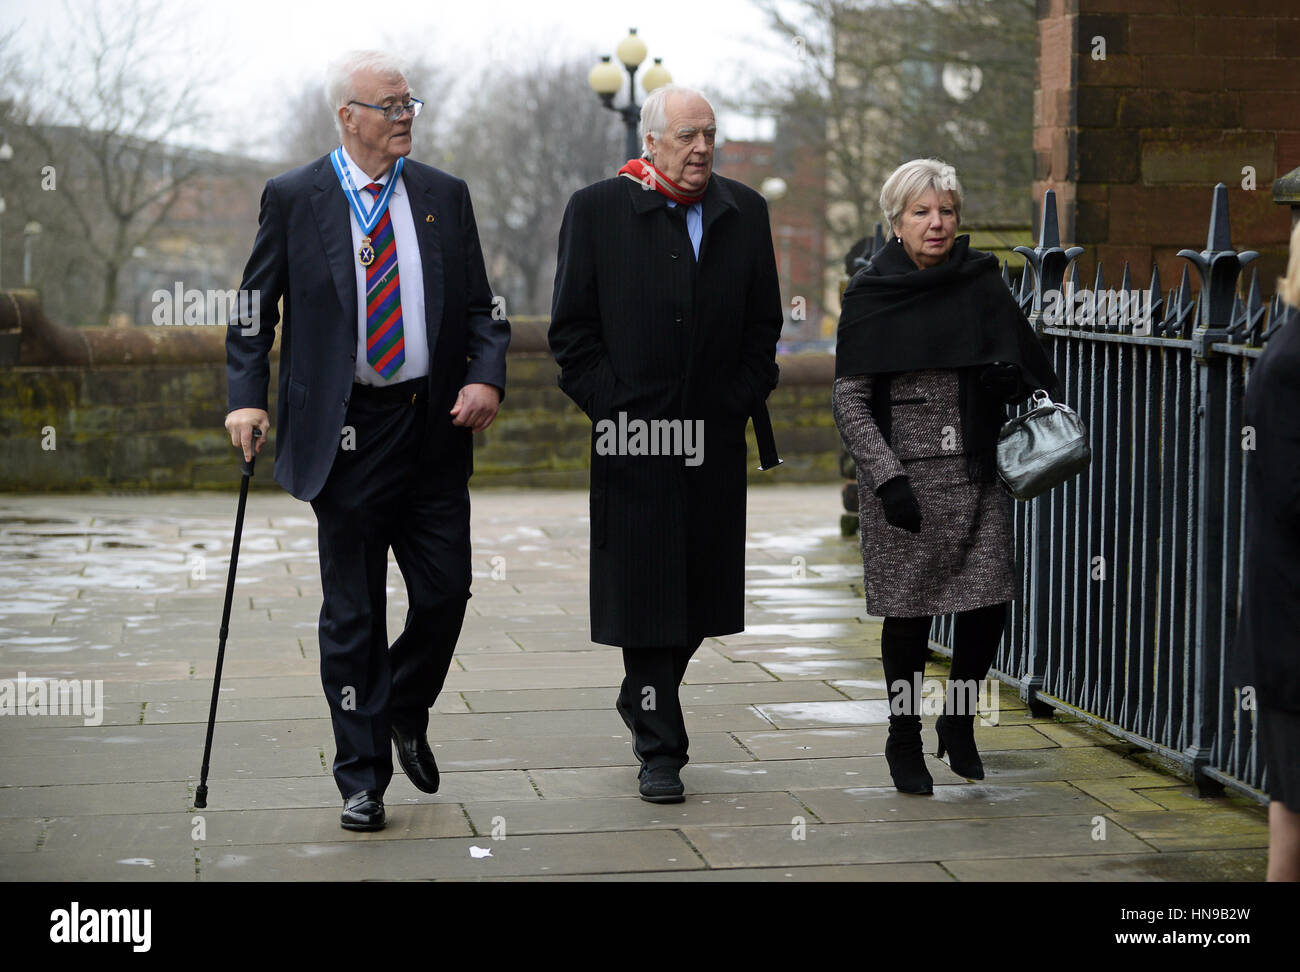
[876, 475, 922, 533]
[979, 361, 1024, 403]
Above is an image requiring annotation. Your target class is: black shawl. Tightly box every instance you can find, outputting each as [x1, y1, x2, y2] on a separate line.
[835, 234, 1059, 483]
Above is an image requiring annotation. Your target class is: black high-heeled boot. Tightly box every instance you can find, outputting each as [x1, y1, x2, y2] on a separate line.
[880, 615, 936, 795]
[939, 602, 1006, 780]
[885, 715, 934, 794]
[935, 713, 984, 779]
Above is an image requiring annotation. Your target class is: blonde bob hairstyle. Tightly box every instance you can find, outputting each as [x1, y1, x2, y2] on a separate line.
[880, 158, 964, 235]
[1281, 220, 1300, 309]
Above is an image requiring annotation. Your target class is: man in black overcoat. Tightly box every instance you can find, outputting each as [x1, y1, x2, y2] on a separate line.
[548, 85, 783, 802]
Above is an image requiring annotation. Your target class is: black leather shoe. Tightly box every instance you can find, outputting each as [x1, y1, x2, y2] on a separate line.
[340, 790, 386, 831]
[638, 765, 685, 803]
[391, 725, 440, 793]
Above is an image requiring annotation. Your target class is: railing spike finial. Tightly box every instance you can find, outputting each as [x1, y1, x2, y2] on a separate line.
[1017, 259, 1034, 314]
[1146, 263, 1163, 335]
[1243, 267, 1266, 345]
[1170, 264, 1196, 339]
[1015, 188, 1085, 325]
[1263, 293, 1289, 343]
[1229, 292, 1247, 343]
[1159, 286, 1176, 336]
[1207, 182, 1232, 253]
[1178, 184, 1261, 348]
[1117, 262, 1134, 332]
[1039, 188, 1062, 250]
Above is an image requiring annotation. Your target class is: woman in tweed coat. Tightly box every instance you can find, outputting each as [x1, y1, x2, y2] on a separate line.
[832, 159, 1057, 795]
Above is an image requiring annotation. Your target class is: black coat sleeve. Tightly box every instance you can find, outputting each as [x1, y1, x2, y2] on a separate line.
[722, 196, 783, 415]
[459, 179, 510, 398]
[225, 178, 287, 413]
[548, 191, 614, 419]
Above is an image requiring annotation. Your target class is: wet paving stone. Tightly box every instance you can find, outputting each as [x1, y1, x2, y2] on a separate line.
[0, 488, 1269, 881]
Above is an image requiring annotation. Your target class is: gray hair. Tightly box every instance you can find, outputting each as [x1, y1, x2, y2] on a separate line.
[638, 84, 715, 160]
[325, 50, 408, 138]
[880, 158, 964, 234]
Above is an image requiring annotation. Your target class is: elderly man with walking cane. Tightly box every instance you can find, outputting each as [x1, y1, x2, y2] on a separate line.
[222, 50, 509, 831]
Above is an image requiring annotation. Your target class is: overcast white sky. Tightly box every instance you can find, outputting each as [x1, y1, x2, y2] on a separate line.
[3, 0, 794, 156]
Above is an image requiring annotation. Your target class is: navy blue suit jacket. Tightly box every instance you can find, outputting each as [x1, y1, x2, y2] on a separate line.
[225, 153, 510, 501]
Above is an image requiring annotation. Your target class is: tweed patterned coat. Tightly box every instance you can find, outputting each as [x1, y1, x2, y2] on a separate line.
[832, 368, 1015, 618]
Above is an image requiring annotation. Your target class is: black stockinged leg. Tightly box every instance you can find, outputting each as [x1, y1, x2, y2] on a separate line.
[195, 428, 259, 810]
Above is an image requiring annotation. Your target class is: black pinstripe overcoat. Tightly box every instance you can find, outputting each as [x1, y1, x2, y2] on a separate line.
[548, 173, 783, 648]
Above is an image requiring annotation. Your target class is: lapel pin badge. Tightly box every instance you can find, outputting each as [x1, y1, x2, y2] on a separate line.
[426, 214, 435, 222]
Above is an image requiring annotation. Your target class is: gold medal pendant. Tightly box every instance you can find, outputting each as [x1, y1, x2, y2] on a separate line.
[358, 236, 375, 267]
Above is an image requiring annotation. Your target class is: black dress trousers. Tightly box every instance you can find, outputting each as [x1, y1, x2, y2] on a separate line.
[309, 377, 471, 798]
[619, 642, 701, 771]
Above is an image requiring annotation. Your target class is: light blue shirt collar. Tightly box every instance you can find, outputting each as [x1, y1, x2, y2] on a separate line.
[666, 199, 703, 259]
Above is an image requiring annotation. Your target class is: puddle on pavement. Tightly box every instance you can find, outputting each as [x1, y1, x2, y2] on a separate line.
[744, 586, 850, 601]
[844, 783, 1036, 804]
[0, 598, 74, 614]
[740, 623, 859, 640]
[746, 527, 840, 553]
[757, 700, 892, 726]
[733, 645, 846, 659]
[287, 845, 352, 858]
[0, 515, 82, 526]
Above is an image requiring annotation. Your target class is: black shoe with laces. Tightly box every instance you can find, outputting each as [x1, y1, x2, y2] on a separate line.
[638, 764, 685, 803]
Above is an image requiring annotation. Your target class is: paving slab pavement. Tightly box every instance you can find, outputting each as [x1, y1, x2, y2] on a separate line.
[0, 486, 1270, 881]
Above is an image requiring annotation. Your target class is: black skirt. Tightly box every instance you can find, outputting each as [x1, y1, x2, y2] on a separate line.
[1259, 705, 1300, 812]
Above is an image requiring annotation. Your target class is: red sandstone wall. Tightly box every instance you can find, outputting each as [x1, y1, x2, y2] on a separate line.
[1035, 0, 1300, 294]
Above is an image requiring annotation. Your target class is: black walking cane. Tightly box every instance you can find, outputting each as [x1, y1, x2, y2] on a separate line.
[195, 427, 260, 809]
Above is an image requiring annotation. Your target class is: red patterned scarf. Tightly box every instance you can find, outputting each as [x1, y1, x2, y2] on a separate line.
[617, 158, 706, 204]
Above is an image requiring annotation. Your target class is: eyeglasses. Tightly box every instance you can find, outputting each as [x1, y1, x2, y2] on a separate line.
[348, 98, 423, 122]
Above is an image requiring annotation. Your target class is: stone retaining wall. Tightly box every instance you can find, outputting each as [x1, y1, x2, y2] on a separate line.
[0, 294, 842, 491]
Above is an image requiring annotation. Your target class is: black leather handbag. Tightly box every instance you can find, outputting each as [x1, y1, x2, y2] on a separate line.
[995, 390, 1091, 500]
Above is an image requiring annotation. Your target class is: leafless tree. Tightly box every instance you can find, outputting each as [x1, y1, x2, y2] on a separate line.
[442, 59, 624, 316]
[12, 0, 216, 324]
[740, 0, 1035, 254]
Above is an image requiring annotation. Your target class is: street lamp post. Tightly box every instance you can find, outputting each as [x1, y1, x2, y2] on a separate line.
[23, 222, 41, 287]
[0, 129, 12, 292]
[589, 29, 672, 162]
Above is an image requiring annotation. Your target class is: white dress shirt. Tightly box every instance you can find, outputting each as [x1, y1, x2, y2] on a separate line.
[338, 145, 429, 384]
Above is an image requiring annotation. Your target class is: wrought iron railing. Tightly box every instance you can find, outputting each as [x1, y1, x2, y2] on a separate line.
[908, 185, 1289, 804]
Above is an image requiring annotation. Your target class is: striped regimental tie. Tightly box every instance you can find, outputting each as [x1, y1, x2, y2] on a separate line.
[363, 182, 405, 379]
